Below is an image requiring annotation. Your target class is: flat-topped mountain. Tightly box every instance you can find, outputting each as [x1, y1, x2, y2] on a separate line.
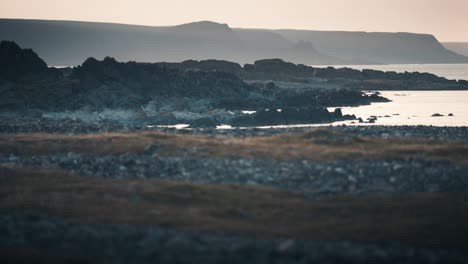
[171, 21, 232, 32]
[1, 19, 466, 66]
[273, 30, 468, 64]
[0, 19, 336, 66]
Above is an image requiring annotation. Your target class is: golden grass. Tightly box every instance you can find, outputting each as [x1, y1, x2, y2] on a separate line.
[1, 129, 467, 163]
[1, 165, 468, 250]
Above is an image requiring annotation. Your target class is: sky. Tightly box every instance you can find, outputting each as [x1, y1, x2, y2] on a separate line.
[1, 0, 467, 42]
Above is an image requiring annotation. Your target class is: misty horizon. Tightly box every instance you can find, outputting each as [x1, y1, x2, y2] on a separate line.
[1, 17, 465, 40]
[1, 0, 467, 42]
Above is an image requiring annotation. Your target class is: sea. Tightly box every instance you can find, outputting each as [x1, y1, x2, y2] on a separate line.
[317, 64, 468, 127]
[159, 63, 468, 129]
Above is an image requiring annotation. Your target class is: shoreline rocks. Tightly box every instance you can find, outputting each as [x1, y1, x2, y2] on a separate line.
[231, 107, 356, 127]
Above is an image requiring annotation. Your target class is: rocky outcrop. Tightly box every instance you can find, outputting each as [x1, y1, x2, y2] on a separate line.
[0, 41, 68, 110]
[0, 40, 46, 80]
[0, 41, 391, 128]
[1, 42, 391, 113]
[0, 43, 256, 111]
[158, 58, 468, 90]
[0, 41, 61, 81]
[231, 107, 356, 127]
[68, 57, 254, 109]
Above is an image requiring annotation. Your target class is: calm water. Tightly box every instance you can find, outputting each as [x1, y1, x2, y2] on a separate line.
[329, 91, 468, 127]
[226, 91, 468, 129]
[315, 64, 468, 81]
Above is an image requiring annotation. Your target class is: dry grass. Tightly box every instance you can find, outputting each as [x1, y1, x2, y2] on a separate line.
[1, 129, 467, 163]
[1, 165, 467, 250]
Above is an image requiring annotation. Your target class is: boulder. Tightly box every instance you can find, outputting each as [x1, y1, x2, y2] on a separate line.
[367, 116, 378, 123]
[343, 114, 357, 120]
[333, 108, 343, 118]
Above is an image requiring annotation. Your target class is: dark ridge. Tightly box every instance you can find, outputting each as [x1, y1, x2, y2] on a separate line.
[0, 40, 49, 80]
[1, 19, 467, 66]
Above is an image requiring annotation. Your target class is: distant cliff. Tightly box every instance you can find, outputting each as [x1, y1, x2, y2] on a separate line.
[442, 42, 468, 57]
[1, 19, 467, 66]
[0, 19, 337, 66]
[274, 30, 468, 64]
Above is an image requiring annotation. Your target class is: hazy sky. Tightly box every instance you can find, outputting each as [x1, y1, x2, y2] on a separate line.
[1, 0, 467, 41]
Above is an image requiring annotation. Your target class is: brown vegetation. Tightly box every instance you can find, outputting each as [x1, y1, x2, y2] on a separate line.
[1, 129, 467, 163]
[1, 165, 467, 251]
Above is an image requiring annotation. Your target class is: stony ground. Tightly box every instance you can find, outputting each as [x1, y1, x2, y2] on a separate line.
[1, 120, 468, 263]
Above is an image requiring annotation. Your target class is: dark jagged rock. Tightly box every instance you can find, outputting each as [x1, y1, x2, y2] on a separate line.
[0, 41, 390, 124]
[333, 108, 343, 118]
[0, 43, 256, 111]
[0, 40, 47, 80]
[0, 40, 61, 82]
[68, 57, 389, 111]
[68, 57, 254, 109]
[158, 57, 468, 90]
[230, 107, 355, 127]
[273, 87, 389, 108]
